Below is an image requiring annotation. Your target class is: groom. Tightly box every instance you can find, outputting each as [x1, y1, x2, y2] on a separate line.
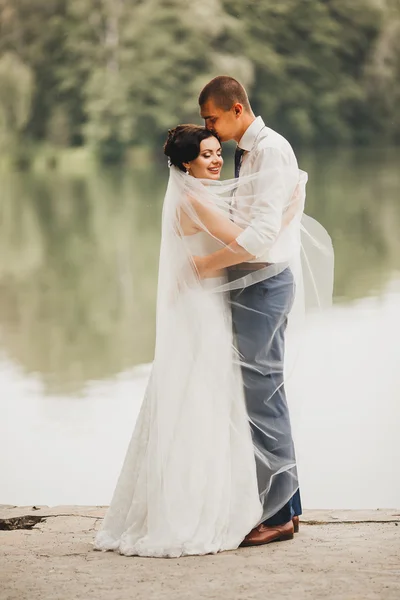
[195, 76, 302, 545]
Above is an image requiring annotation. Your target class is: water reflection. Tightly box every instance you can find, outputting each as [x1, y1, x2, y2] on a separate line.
[1, 148, 399, 394]
[1, 148, 399, 508]
[300, 147, 400, 301]
[0, 166, 166, 393]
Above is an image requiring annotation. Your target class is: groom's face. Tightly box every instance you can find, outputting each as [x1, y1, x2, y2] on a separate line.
[200, 99, 239, 142]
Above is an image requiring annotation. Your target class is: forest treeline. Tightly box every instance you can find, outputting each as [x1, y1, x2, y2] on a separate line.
[1, 0, 400, 162]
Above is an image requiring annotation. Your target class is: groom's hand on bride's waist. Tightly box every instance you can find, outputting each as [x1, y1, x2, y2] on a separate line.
[193, 241, 256, 279]
[196, 242, 256, 277]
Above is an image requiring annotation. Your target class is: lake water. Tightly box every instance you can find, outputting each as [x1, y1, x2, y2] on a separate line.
[1, 147, 399, 509]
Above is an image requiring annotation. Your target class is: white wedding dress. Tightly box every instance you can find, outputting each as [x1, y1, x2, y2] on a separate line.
[93, 230, 262, 558]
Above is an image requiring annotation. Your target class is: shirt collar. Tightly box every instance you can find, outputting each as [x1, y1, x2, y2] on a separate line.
[237, 116, 266, 151]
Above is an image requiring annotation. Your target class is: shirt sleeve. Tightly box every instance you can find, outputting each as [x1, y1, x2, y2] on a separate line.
[235, 147, 294, 258]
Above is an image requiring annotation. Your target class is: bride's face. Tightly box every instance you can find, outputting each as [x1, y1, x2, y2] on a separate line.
[184, 137, 223, 180]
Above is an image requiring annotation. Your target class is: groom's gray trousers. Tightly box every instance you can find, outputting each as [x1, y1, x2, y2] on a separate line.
[229, 266, 302, 526]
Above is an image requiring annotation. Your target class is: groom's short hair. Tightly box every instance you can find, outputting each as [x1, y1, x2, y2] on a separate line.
[198, 76, 251, 112]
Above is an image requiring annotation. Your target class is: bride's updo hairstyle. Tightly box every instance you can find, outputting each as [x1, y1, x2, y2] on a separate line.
[164, 125, 220, 172]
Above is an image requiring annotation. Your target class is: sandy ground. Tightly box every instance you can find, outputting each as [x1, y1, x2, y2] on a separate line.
[1, 506, 399, 600]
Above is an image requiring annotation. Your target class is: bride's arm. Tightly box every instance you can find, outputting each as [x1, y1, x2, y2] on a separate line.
[180, 197, 244, 245]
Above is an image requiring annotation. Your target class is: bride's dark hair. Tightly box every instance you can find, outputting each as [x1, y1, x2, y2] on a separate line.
[164, 125, 220, 172]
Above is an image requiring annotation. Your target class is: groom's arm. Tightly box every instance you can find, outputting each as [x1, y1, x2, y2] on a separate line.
[194, 240, 255, 278]
[194, 148, 291, 278]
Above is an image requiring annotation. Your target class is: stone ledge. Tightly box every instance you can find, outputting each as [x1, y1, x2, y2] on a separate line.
[1, 505, 399, 523]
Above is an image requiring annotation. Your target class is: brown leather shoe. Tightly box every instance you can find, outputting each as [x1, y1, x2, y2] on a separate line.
[293, 515, 300, 533]
[240, 520, 294, 547]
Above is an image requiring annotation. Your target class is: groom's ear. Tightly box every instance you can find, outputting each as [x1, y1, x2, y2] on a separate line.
[233, 103, 244, 118]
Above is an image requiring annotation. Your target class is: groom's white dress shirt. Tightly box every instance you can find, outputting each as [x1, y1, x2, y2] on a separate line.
[233, 116, 300, 264]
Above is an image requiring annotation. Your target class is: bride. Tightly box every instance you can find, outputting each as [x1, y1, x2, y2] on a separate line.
[93, 124, 333, 558]
[93, 125, 263, 558]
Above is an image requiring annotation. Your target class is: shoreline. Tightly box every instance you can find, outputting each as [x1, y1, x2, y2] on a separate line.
[2, 504, 399, 524]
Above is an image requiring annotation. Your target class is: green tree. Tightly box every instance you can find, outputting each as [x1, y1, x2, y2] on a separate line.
[65, 0, 248, 159]
[364, 0, 400, 142]
[223, 0, 383, 145]
[0, 0, 82, 145]
[0, 51, 34, 148]
[1, 0, 400, 158]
